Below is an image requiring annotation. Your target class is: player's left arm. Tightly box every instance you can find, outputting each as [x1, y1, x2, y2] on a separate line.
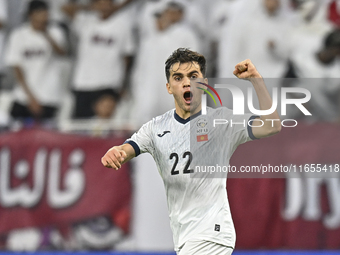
[233, 59, 281, 139]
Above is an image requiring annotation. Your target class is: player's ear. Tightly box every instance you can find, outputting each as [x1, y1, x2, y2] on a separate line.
[166, 82, 173, 94]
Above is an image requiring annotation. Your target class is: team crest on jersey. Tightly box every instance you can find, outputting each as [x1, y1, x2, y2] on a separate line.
[196, 118, 209, 137]
[196, 118, 208, 128]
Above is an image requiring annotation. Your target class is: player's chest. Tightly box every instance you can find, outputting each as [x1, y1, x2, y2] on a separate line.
[153, 126, 189, 154]
[82, 24, 120, 48]
[20, 34, 52, 60]
[152, 117, 221, 154]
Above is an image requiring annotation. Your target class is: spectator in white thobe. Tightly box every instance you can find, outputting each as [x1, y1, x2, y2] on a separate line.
[218, 0, 293, 79]
[131, 1, 200, 125]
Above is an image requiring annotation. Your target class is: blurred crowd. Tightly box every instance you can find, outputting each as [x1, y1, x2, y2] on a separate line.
[0, 0, 340, 251]
[0, 0, 339, 134]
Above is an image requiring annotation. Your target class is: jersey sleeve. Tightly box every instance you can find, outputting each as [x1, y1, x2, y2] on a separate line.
[5, 30, 22, 67]
[229, 113, 259, 144]
[124, 120, 154, 156]
[221, 108, 259, 153]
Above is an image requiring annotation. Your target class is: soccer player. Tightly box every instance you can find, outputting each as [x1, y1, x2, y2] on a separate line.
[101, 48, 281, 254]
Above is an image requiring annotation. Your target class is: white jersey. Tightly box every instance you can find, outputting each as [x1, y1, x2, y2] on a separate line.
[72, 11, 135, 91]
[125, 107, 257, 251]
[5, 24, 66, 106]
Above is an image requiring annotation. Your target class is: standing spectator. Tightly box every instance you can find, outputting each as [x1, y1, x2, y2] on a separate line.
[218, 0, 293, 79]
[5, 0, 66, 123]
[288, 0, 334, 78]
[135, 0, 205, 54]
[288, 29, 340, 122]
[64, 0, 135, 119]
[207, 0, 236, 76]
[131, 1, 200, 125]
[18, 0, 70, 25]
[134, 0, 162, 40]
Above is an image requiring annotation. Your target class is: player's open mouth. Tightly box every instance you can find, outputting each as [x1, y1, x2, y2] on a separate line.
[183, 91, 193, 104]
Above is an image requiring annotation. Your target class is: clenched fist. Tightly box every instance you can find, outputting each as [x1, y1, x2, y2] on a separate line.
[233, 59, 262, 80]
[101, 146, 127, 170]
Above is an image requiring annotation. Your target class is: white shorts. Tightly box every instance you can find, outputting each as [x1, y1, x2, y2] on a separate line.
[177, 240, 233, 255]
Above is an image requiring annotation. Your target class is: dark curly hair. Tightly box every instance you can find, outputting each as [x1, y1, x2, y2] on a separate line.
[27, 0, 49, 15]
[165, 48, 206, 82]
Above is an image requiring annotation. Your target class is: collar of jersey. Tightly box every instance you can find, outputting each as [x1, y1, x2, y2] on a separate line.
[174, 110, 202, 124]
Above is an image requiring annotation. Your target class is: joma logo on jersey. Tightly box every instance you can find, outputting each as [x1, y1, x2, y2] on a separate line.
[157, 131, 170, 137]
[200, 84, 312, 117]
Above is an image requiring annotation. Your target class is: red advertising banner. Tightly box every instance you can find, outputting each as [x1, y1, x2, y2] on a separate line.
[0, 129, 131, 235]
[229, 122, 340, 249]
[1, 123, 339, 250]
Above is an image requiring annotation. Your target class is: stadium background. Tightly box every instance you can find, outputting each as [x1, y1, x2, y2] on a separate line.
[0, 0, 340, 254]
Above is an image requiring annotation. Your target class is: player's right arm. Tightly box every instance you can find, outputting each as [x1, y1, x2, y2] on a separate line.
[103, 118, 154, 170]
[101, 143, 136, 170]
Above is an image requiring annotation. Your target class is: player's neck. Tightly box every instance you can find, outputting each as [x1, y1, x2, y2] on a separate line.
[175, 106, 201, 120]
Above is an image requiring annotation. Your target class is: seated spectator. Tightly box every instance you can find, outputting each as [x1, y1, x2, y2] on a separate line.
[72, 92, 122, 137]
[63, 0, 135, 119]
[93, 92, 118, 120]
[5, 0, 66, 124]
